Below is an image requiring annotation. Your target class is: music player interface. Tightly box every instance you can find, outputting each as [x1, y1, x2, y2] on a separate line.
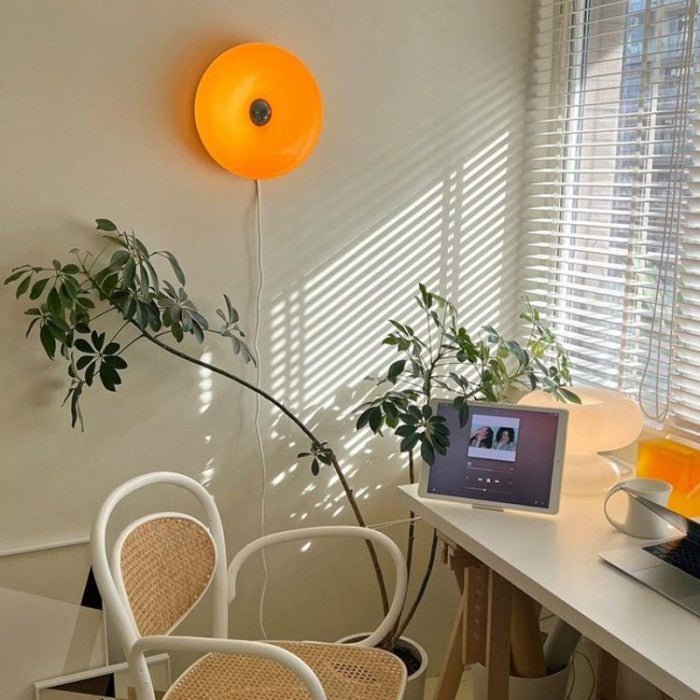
[427, 402, 561, 508]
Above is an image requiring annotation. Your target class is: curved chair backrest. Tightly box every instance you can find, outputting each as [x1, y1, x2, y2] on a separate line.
[91, 472, 228, 698]
[116, 512, 217, 637]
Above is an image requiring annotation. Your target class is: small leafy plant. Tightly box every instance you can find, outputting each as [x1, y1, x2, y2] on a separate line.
[355, 283, 578, 643]
[356, 283, 578, 466]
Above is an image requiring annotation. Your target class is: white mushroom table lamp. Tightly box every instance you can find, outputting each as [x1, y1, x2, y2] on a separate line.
[518, 387, 644, 495]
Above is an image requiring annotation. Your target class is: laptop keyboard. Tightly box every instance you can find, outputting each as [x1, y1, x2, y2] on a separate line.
[644, 538, 700, 580]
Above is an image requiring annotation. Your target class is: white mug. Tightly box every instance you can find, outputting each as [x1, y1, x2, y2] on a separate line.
[604, 478, 673, 539]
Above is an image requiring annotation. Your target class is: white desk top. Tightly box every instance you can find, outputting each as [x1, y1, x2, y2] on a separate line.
[398, 484, 700, 700]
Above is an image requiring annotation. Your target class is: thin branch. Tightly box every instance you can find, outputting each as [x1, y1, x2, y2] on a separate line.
[394, 529, 438, 641]
[108, 320, 130, 345]
[117, 330, 170, 355]
[391, 448, 417, 645]
[89, 307, 118, 324]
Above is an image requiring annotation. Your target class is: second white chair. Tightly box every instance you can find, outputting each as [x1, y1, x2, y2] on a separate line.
[91, 471, 408, 700]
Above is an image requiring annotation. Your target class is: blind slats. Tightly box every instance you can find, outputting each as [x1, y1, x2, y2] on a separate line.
[525, 0, 699, 430]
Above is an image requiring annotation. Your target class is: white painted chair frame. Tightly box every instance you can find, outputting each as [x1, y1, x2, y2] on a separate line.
[91, 471, 408, 700]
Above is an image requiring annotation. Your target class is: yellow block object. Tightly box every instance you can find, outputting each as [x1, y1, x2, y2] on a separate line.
[637, 438, 700, 517]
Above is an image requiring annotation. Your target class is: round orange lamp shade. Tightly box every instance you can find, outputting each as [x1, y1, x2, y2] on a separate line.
[194, 43, 323, 179]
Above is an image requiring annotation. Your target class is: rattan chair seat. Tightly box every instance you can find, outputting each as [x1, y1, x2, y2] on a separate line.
[163, 641, 406, 700]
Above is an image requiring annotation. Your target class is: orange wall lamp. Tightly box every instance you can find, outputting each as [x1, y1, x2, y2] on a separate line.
[194, 42, 323, 179]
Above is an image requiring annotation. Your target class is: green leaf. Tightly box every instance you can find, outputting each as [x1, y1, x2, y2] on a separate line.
[25, 317, 40, 338]
[5, 269, 28, 284]
[29, 278, 49, 300]
[96, 218, 118, 231]
[85, 362, 96, 386]
[399, 433, 420, 453]
[369, 407, 383, 433]
[76, 355, 93, 371]
[558, 387, 581, 404]
[62, 264, 80, 274]
[191, 321, 204, 343]
[133, 237, 149, 259]
[47, 287, 62, 315]
[99, 363, 120, 391]
[163, 252, 186, 285]
[356, 407, 374, 430]
[39, 324, 56, 358]
[74, 338, 93, 353]
[91, 331, 104, 351]
[58, 283, 74, 308]
[418, 282, 432, 308]
[311, 458, 320, 476]
[134, 301, 148, 331]
[420, 438, 435, 465]
[16, 275, 31, 298]
[121, 258, 136, 289]
[223, 294, 239, 322]
[171, 321, 184, 342]
[104, 355, 127, 370]
[110, 250, 130, 267]
[387, 359, 406, 381]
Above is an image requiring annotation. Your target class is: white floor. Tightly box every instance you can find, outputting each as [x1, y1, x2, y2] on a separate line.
[424, 671, 473, 699]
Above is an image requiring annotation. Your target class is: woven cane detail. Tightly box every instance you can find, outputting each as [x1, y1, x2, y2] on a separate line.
[120, 516, 216, 636]
[163, 642, 405, 700]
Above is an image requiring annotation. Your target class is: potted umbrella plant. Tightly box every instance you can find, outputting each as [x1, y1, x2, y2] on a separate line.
[4, 220, 399, 649]
[350, 283, 578, 694]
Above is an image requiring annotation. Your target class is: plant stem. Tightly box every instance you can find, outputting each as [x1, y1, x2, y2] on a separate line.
[391, 448, 417, 645]
[327, 453, 390, 617]
[394, 529, 438, 640]
[109, 320, 130, 345]
[405, 450, 416, 584]
[135, 327, 391, 617]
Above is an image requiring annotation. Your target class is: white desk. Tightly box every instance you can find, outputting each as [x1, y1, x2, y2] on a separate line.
[398, 484, 700, 700]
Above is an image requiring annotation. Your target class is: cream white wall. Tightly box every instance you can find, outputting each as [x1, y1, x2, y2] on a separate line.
[0, 0, 533, 692]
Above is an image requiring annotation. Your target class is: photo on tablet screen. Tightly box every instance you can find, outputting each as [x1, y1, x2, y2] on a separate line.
[467, 414, 520, 463]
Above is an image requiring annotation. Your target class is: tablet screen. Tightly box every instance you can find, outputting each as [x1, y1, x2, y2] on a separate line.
[425, 401, 564, 509]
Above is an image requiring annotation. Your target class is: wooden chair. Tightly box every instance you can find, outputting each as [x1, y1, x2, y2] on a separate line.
[91, 471, 408, 700]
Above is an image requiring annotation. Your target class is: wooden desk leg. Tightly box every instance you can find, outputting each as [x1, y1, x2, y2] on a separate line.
[596, 649, 618, 700]
[433, 588, 467, 700]
[510, 589, 545, 678]
[485, 569, 513, 700]
[463, 564, 488, 665]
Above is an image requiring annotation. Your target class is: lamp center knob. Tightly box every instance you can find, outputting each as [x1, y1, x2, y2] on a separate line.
[249, 98, 272, 126]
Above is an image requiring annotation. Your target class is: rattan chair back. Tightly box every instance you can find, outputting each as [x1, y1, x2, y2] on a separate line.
[118, 514, 217, 636]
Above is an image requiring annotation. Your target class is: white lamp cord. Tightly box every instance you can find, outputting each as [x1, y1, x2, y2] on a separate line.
[253, 178, 270, 639]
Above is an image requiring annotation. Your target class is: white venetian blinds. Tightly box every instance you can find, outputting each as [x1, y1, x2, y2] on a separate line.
[525, 0, 700, 433]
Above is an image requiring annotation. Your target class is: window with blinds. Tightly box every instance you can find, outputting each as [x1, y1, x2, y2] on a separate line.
[525, 0, 700, 434]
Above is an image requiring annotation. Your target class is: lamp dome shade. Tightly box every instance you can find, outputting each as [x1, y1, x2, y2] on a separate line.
[194, 43, 323, 179]
[518, 387, 643, 454]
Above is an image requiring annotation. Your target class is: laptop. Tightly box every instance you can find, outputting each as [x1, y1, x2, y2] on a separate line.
[418, 400, 568, 515]
[599, 493, 700, 616]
